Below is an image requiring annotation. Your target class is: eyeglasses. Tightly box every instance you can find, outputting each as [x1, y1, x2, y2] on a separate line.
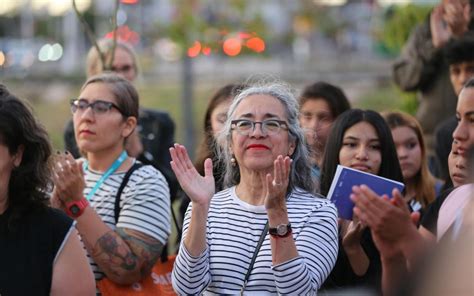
[231, 119, 288, 136]
[70, 99, 124, 116]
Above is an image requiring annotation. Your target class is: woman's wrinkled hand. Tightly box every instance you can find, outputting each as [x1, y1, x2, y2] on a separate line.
[264, 155, 292, 211]
[170, 143, 215, 207]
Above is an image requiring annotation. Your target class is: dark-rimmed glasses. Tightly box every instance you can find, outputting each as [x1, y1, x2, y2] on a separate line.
[231, 119, 288, 136]
[70, 99, 124, 116]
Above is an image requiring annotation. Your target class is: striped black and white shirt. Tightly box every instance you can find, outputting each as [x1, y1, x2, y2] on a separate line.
[172, 186, 338, 295]
[83, 162, 171, 280]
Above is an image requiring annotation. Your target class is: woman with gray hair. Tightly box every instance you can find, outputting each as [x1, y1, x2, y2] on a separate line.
[170, 82, 338, 295]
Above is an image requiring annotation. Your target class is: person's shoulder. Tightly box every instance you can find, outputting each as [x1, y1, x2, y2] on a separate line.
[133, 163, 168, 183]
[45, 207, 73, 226]
[27, 207, 73, 234]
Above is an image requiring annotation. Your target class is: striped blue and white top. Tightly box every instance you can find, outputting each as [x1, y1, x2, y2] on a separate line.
[84, 163, 171, 281]
[172, 186, 338, 295]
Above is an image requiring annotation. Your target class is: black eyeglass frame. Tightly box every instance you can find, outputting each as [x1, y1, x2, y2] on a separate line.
[70, 98, 125, 116]
[231, 119, 289, 135]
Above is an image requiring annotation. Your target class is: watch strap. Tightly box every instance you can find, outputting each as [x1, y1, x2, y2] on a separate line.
[269, 222, 292, 237]
[65, 198, 89, 218]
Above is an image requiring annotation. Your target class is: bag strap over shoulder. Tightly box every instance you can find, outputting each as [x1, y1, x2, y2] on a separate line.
[114, 162, 144, 223]
[113, 162, 181, 263]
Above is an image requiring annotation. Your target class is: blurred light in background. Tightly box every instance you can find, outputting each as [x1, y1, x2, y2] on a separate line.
[0, 0, 22, 15]
[202, 46, 211, 56]
[246, 37, 265, 53]
[38, 43, 63, 62]
[121, 0, 139, 4]
[187, 41, 202, 58]
[223, 37, 242, 57]
[154, 38, 181, 62]
[31, 0, 91, 16]
[104, 26, 140, 44]
[0, 51, 5, 66]
[313, 0, 347, 6]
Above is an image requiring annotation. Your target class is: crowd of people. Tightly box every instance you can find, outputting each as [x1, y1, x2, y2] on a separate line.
[1, 0, 474, 295]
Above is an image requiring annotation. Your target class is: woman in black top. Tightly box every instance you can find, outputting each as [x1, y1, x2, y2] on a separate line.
[320, 109, 404, 292]
[0, 85, 94, 295]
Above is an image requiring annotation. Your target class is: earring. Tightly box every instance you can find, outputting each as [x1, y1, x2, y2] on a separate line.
[231, 156, 237, 167]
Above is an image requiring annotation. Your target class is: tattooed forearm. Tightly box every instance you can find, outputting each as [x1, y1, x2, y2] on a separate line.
[86, 230, 140, 281]
[116, 227, 165, 278]
[83, 228, 164, 284]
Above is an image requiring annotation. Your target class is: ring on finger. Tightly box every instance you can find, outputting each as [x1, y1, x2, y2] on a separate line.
[272, 180, 281, 186]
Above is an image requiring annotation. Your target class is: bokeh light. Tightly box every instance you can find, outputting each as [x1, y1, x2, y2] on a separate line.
[246, 37, 265, 53]
[223, 38, 241, 57]
[0, 51, 5, 66]
[202, 46, 211, 56]
[38, 43, 63, 62]
[187, 41, 202, 58]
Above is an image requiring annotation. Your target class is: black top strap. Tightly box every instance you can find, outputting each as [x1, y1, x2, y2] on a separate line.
[241, 221, 269, 295]
[114, 162, 144, 223]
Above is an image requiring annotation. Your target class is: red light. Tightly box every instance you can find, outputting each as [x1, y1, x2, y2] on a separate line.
[121, 0, 139, 4]
[246, 37, 265, 53]
[187, 41, 201, 58]
[202, 46, 211, 56]
[104, 26, 140, 45]
[238, 32, 251, 39]
[223, 38, 241, 56]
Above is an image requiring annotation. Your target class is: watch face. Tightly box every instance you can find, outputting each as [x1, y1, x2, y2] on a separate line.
[70, 205, 80, 215]
[277, 224, 288, 236]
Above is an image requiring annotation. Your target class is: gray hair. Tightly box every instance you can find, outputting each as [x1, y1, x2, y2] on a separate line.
[216, 81, 315, 193]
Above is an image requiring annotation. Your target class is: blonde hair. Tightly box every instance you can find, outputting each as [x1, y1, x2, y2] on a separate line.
[383, 111, 437, 207]
[85, 39, 138, 78]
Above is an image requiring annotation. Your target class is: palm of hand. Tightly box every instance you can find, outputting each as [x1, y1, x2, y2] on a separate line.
[431, 10, 451, 48]
[179, 166, 215, 205]
[170, 144, 215, 206]
[341, 219, 366, 247]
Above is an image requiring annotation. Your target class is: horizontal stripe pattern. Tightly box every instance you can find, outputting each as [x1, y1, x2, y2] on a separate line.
[172, 187, 338, 295]
[84, 163, 171, 281]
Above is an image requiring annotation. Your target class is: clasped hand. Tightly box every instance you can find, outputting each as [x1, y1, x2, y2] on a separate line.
[51, 152, 85, 208]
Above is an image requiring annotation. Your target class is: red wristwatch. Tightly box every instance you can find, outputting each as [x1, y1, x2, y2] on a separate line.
[65, 198, 89, 218]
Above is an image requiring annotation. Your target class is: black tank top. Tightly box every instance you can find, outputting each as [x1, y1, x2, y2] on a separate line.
[0, 207, 73, 296]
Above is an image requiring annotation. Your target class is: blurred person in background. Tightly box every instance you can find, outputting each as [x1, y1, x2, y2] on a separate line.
[319, 109, 403, 293]
[171, 82, 338, 295]
[0, 84, 94, 295]
[383, 111, 442, 217]
[179, 83, 247, 221]
[298, 81, 351, 181]
[52, 74, 170, 286]
[392, 0, 473, 157]
[433, 33, 474, 180]
[63, 39, 179, 203]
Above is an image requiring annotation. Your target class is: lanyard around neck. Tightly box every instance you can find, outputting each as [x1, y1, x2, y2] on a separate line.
[83, 150, 128, 201]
